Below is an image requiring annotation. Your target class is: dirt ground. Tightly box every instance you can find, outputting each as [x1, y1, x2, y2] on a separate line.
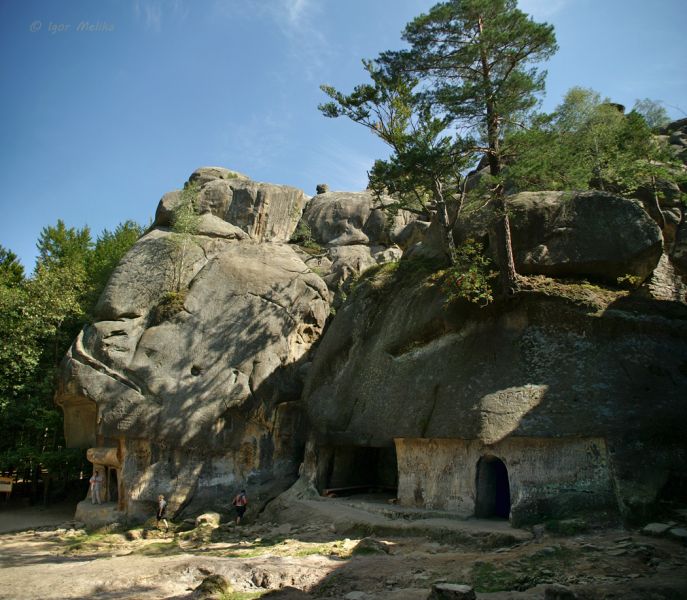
[0, 500, 76, 534]
[0, 495, 686, 600]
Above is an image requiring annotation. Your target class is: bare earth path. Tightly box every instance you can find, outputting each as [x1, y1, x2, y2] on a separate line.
[0, 501, 76, 534]
[1, 497, 686, 600]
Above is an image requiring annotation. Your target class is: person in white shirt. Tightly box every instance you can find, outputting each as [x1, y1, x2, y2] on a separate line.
[156, 494, 169, 531]
[89, 470, 104, 505]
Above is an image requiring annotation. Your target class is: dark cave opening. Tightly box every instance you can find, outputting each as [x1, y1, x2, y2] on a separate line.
[475, 455, 511, 519]
[324, 445, 398, 497]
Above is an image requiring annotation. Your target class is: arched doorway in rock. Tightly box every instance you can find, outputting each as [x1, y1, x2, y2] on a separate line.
[107, 467, 119, 503]
[475, 455, 511, 519]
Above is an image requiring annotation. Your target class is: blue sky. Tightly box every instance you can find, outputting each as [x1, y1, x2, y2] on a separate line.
[1, 0, 685, 270]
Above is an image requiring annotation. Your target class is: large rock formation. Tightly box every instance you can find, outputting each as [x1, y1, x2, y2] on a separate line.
[155, 166, 307, 243]
[56, 165, 686, 527]
[56, 169, 329, 521]
[302, 266, 687, 524]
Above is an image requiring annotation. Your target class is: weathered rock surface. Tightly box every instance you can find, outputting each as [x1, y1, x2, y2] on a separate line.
[302, 190, 414, 247]
[303, 263, 687, 523]
[450, 191, 664, 283]
[57, 171, 330, 521]
[155, 169, 307, 243]
[57, 166, 685, 529]
[428, 584, 475, 600]
[290, 191, 413, 298]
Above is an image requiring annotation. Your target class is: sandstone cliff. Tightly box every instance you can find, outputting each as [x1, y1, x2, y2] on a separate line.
[56, 162, 687, 526]
[56, 168, 330, 520]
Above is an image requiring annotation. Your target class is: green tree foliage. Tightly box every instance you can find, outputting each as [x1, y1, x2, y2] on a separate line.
[168, 181, 201, 293]
[0, 246, 24, 286]
[87, 220, 144, 303]
[0, 219, 142, 500]
[321, 0, 558, 293]
[504, 87, 684, 203]
[321, 61, 470, 262]
[437, 239, 497, 306]
[633, 98, 671, 131]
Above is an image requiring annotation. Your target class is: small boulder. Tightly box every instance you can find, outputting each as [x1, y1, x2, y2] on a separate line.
[544, 584, 578, 599]
[352, 537, 390, 555]
[427, 583, 476, 600]
[194, 574, 233, 599]
[642, 522, 672, 535]
[195, 512, 221, 528]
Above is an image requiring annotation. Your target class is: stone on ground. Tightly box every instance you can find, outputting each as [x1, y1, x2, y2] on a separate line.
[427, 583, 475, 599]
[193, 574, 233, 599]
[195, 512, 221, 528]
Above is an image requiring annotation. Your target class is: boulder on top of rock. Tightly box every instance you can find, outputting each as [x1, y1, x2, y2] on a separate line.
[452, 191, 663, 283]
[189, 166, 249, 186]
[302, 190, 415, 247]
[155, 168, 307, 243]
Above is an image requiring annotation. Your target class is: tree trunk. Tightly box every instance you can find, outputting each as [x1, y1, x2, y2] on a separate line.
[434, 180, 456, 265]
[650, 175, 666, 231]
[493, 192, 519, 296]
[477, 15, 518, 296]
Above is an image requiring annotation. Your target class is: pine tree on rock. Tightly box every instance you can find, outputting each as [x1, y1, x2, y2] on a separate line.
[388, 0, 558, 294]
[322, 0, 557, 293]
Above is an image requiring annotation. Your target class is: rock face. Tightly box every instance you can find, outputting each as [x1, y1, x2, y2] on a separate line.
[56, 165, 685, 527]
[302, 266, 687, 524]
[296, 190, 414, 296]
[303, 191, 413, 247]
[56, 169, 329, 521]
[449, 191, 663, 283]
[155, 169, 307, 243]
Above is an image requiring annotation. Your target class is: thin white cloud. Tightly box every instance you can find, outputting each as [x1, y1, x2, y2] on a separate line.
[133, 0, 188, 32]
[218, 109, 293, 174]
[211, 0, 332, 82]
[285, 0, 311, 27]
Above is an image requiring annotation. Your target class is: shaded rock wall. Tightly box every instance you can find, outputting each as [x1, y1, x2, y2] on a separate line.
[303, 268, 687, 521]
[56, 170, 329, 520]
[416, 191, 663, 284]
[395, 437, 614, 526]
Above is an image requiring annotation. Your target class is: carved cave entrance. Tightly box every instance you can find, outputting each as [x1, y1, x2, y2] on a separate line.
[324, 445, 398, 498]
[107, 467, 118, 503]
[475, 455, 511, 519]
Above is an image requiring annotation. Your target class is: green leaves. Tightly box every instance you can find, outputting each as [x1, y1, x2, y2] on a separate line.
[0, 218, 142, 492]
[167, 181, 201, 293]
[438, 239, 497, 306]
[504, 87, 683, 197]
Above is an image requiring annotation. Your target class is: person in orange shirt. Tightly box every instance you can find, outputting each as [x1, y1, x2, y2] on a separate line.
[231, 489, 248, 525]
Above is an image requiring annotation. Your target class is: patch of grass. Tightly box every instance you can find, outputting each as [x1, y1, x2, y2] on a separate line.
[544, 518, 589, 536]
[150, 289, 188, 325]
[222, 538, 351, 560]
[62, 531, 113, 554]
[520, 275, 627, 310]
[135, 540, 180, 556]
[470, 562, 520, 593]
[221, 592, 266, 600]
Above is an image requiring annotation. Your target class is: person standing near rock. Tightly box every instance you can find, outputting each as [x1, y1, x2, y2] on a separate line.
[232, 489, 248, 525]
[89, 469, 103, 505]
[156, 494, 169, 531]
